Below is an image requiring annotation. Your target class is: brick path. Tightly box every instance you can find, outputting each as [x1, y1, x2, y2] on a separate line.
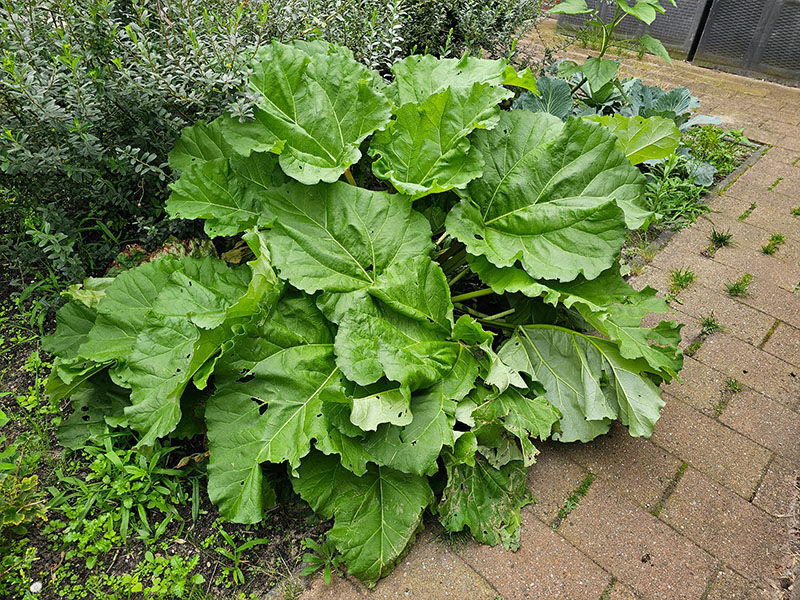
[297, 22, 800, 600]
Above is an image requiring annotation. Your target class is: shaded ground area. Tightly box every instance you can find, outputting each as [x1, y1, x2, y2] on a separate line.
[296, 20, 800, 600]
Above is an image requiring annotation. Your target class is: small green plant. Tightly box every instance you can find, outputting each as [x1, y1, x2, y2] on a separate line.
[214, 527, 269, 587]
[708, 228, 734, 250]
[669, 268, 696, 294]
[698, 313, 722, 335]
[301, 537, 344, 585]
[725, 273, 753, 297]
[768, 177, 783, 191]
[0, 409, 47, 538]
[644, 154, 710, 229]
[761, 233, 786, 255]
[738, 202, 757, 221]
[684, 338, 703, 357]
[553, 473, 595, 528]
[681, 126, 752, 177]
[791, 206, 800, 217]
[725, 377, 742, 393]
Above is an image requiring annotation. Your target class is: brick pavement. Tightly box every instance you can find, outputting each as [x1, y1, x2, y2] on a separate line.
[298, 19, 800, 600]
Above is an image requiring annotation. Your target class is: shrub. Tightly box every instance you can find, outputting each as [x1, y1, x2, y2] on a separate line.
[43, 42, 682, 583]
[0, 0, 538, 285]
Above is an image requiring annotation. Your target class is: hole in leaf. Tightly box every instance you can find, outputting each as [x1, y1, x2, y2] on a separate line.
[474, 234, 484, 241]
[81, 406, 89, 412]
[82, 415, 90, 422]
[257, 402, 268, 416]
[238, 374, 255, 384]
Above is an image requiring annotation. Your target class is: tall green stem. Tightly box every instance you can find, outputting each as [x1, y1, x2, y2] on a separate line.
[451, 288, 494, 303]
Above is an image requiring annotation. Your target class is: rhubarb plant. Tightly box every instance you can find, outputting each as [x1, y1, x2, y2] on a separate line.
[43, 41, 682, 583]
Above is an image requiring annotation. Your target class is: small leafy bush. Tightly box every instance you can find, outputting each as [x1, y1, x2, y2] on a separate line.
[0, 409, 47, 538]
[44, 43, 683, 582]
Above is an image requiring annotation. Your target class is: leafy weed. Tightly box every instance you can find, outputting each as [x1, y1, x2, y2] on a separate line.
[725, 273, 753, 297]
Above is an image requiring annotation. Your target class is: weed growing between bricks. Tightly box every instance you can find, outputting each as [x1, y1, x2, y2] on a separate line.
[552, 473, 595, 529]
[712, 377, 743, 417]
[738, 202, 757, 221]
[650, 463, 688, 517]
[725, 273, 754, 297]
[762, 233, 786, 255]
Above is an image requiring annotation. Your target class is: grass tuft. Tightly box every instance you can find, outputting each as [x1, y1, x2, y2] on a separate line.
[725, 377, 742, 393]
[725, 273, 753, 297]
[708, 228, 734, 250]
[698, 312, 723, 335]
[761, 233, 786, 255]
[668, 268, 696, 294]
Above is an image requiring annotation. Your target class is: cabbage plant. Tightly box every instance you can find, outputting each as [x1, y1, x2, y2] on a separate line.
[44, 41, 682, 583]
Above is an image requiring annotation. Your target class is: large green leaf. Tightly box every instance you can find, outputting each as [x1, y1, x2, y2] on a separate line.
[333, 290, 460, 391]
[369, 83, 509, 199]
[168, 119, 234, 172]
[220, 40, 391, 185]
[121, 317, 227, 446]
[513, 77, 574, 121]
[362, 383, 456, 476]
[578, 290, 683, 379]
[500, 325, 667, 442]
[58, 374, 130, 450]
[388, 54, 509, 105]
[547, 0, 592, 14]
[470, 256, 638, 313]
[446, 112, 648, 282]
[293, 452, 433, 582]
[150, 257, 251, 329]
[328, 255, 457, 390]
[42, 301, 97, 359]
[260, 181, 433, 296]
[438, 455, 532, 550]
[206, 294, 339, 523]
[166, 157, 274, 238]
[584, 114, 680, 165]
[78, 258, 182, 363]
[472, 386, 560, 466]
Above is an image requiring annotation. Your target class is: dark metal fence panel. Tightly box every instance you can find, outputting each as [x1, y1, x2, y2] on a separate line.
[693, 0, 800, 82]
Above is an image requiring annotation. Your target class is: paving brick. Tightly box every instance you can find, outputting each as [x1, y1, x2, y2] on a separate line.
[607, 582, 641, 600]
[762, 321, 800, 368]
[671, 211, 800, 268]
[559, 422, 682, 511]
[649, 245, 743, 293]
[459, 511, 611, 600]
[693, 334, 800, 411]
[558, 481, 717, 599]
[752, 456, 799, 519]
[660, 468, 790, 584]
[300, 575, 366, 600]
[652, 395, 773, 498]
[360, 530, 497, 600]
[663, 355, 730, 417]
[720, 390, 800, 463]
[736, 282, 800, 332]
[706, 567, 774, 600]
[720, 194, 800, 235]
[525, 445, 588, 524]
[668, 281, 775, 347]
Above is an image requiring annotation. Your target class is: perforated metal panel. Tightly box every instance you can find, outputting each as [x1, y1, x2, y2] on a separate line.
[694, 0, 800, 82]
[756, 0, 800, 78]
[556, 0, 709, 59]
